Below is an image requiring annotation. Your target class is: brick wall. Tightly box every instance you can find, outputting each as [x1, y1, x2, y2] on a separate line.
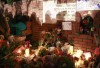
[94, 11, 100, 35]
[58, 22, 96, 53]
[63, 10, 100, 53]
[67, 34, 96, 53]
[31, 23, 57, 42]
[39, 23, 96, 53]
[41, 23, 57, 31]
[32, 10, 100, 53]
[32, 22, 42, 42]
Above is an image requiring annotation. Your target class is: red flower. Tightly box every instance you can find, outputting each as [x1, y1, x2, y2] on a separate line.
[13, 46, 25, 54]
[54, 48, 63, 56]
[94, 47, 100, 56]
[0, 40, 9, 48]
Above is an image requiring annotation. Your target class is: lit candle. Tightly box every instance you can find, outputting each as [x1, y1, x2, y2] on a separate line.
[24, 48, 30, 57]
[17, 49, 22, 54]
[83, 52, 91, 60]
[75, 58, 84, 68]
[73, 49, 83, 58]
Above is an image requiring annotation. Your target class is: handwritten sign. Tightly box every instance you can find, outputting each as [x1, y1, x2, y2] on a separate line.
[55, 3, 76, 21]
[43, 1, 76, 23]
[77, 0, 100, 11]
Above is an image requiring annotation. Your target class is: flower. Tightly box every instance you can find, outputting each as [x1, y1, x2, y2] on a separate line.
[94, 47, 100, 56]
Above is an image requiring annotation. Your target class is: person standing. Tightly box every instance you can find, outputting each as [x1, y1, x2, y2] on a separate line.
[22, 15, 32, 42]
[13, 14, 26, 35]
[0, 11, 10, 36]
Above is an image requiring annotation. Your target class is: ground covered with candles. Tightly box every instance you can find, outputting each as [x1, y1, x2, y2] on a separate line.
[0, 29, 99, 68]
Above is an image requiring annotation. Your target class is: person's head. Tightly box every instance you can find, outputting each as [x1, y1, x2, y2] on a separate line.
[13, 14, 22, 23]
[30, 12, 37, 21]
[82, 18, 88, 24]
[6, 12, 13, 21]
[23, 11, 28, 16]
[22, 14, 29, 23]
[31, 12, 36, 18]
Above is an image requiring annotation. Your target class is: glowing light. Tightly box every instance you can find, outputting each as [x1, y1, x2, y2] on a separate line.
[24, 48, 30, 57]
[88, 11, 92, 15]
[68, 45, 74, 55]
[35, 46, 43, 56]
[75, 58, 84, 68]
[83, 52, 91, 60]
[17, 49, 22, 54]
[43, 1, 76, 23]
[73, 49, 83, 58]
[43, 1, 57, 23]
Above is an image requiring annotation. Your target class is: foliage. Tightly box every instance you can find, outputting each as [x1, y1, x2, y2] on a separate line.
[0, 28, 75, 68]
[76, 32, 81, 36]
[0, 41, 20, 67]
[33, 41, 39, 47]
[38, 48, 48, 57]
[58, 55, 75, 68]
[40, 28, 63, 48]
[68, 38, 74, 46]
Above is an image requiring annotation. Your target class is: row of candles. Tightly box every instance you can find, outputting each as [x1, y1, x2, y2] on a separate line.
[16, 44, 91, 67]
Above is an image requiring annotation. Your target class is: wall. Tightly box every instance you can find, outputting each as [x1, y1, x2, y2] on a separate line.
[1, 1, 99, 52]
[62, 11, 100, 53]
[31, 22, 42, 42]
[94, 11, 100, 35]
[38, 10, 100, 54]
[39, 23, 96, 53]
[62, 21, 96, 53]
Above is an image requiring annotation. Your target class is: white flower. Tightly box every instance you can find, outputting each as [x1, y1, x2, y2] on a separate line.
[48, 47, 55, 52]
[56, 41, 61, 46]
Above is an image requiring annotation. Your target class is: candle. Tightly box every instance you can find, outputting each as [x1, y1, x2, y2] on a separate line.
[83, 52, 91, 60]
[75, 58, 84, 68]
[24, 48, 30, 57]
[73, 49, 83, 58]
[17, 49, 22, 54]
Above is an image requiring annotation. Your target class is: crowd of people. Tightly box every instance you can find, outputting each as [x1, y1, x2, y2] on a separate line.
[0, 8, 41, 42]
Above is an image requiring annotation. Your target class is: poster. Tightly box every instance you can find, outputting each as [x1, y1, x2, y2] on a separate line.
[55, 3, 76, 21]
[77, 0, 100, 11]
[43, 1, 56, 23]
[43, 0, 76, 23]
